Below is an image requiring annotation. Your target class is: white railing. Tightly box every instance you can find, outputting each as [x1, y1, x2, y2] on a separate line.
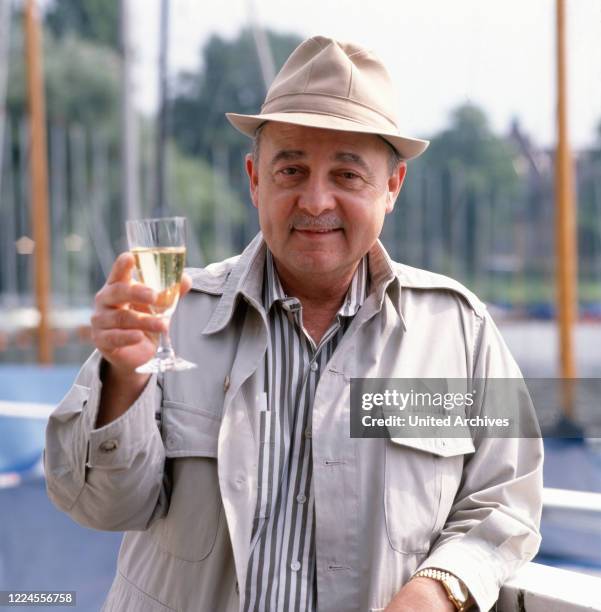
[542, 487, 601, 514]
[497, 562, 601, 611]
[497, 487, 601, 611]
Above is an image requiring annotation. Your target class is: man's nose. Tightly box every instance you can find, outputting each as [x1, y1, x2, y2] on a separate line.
[296, 174, 336, 216]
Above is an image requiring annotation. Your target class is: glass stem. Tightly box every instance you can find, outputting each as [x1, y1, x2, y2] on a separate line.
[156, 317, 175, 363]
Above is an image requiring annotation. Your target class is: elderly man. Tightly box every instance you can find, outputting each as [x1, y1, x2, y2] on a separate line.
[45, 37, 542, 612]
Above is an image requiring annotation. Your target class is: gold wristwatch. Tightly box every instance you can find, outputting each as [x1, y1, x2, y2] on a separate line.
[414, 568, 473, 611]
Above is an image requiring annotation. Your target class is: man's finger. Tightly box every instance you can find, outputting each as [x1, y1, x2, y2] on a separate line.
[95, 329, 145, 352]
[92, 309, 167, 333]
[106, 252, 136, 285]
[180, 273, 192, 296]
[97, 281, 156, 308]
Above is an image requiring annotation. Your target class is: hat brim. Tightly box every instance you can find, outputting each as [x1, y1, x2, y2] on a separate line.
[225, 112, 429, 161]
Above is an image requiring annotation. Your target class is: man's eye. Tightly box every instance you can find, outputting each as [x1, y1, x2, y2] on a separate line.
[341, 171, 360, 180]
[280, 167, 299, 176]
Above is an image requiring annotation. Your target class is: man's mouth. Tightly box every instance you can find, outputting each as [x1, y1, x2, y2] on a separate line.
[293, 228, 342, 234]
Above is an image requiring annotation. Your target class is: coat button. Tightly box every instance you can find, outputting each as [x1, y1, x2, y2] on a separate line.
[99, 439, 118, 453]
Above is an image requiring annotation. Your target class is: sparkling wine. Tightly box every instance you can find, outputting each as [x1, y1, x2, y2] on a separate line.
[132, 246, 186, 317]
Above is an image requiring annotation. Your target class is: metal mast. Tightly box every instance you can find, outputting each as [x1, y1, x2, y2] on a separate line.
[24, 0, 52, 363]
[155, 0, 169, 216]
[120, 0, 141, 222]
[555, 0, 577, 417]
[248, 0, 276, 91]
[0, 0, 12, 196]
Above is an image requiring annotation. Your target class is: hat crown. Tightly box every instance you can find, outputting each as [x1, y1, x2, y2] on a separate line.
[262, 36, 398, 131]
[224, 35, 429, 161]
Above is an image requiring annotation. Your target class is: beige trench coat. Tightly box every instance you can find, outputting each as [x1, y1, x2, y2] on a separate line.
[45, 234, 542, 612]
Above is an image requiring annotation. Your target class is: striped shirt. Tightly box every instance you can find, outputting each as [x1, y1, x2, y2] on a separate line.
[243, 250, 368, 612]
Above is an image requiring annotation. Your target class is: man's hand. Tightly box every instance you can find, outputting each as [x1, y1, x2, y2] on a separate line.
[92, 252, 191, 373]
[384, 576, 456, 612]
[91, 252, 192, 427]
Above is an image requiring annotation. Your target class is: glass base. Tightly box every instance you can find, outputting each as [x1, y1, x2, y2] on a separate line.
[135, 355, 197, 374]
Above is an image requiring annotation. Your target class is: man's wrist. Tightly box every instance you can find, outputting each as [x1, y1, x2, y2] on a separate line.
[413, 568, 474, 611]
[385, 574, 456, 612]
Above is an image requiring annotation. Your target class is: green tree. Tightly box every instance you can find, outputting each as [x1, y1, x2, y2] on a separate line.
[43, 0, 120, 51]
[169, 28, 302, 208]
[8, 34, 120, 130]
[166, 144, 246, 263]
[412, 103, 523, 280]
[424, 103, 520, 198]
[171, 29, 302, 158]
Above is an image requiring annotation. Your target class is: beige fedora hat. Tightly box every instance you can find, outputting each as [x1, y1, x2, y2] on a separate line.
[226, 36, 429, 160]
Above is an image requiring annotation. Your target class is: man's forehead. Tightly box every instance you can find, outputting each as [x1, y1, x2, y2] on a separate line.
[263, 122, 382, 148]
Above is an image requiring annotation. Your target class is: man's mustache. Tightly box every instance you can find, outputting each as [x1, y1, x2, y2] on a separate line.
[291, 215, 344, 230]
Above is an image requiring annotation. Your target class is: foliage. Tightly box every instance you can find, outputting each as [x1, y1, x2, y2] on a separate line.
[171, 28, 302, 158]
[43, 0, 120, 51]
[5, 14, 247, 265]
[166, 143, 248, 262]
[410, 103, 525, 277]
[424, 103, 522, 199]
[7, 27, 120, 130]
[169, 28, 302, 208]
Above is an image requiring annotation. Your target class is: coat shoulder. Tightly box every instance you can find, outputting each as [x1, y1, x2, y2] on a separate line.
[392, 262, 487, 318]
[186, 255, 241, 296]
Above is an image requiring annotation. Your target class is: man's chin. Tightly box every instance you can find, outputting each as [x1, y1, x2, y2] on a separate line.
[288, 252, 344, 276]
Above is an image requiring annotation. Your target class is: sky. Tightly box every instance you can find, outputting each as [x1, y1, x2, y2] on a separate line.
[129, 0, 601, 149]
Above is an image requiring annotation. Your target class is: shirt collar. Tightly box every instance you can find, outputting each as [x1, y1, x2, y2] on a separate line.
[202, 232, 404, 334]
[262, 249, 369, 318]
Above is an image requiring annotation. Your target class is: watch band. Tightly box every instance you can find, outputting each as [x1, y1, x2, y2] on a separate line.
[414, 568, 471, 611]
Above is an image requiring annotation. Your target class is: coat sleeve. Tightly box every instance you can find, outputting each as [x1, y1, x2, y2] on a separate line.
[44, 350, 169, 532]
[416, 310, 543, 611]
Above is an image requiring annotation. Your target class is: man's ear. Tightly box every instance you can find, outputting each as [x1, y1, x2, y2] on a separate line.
[386, 162, 407, 213]
[245, 154, 259, 209]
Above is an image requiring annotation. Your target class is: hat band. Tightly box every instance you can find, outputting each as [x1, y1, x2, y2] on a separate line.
[260, 93, 399, 133]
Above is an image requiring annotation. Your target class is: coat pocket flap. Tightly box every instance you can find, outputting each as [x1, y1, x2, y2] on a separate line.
[390, 436, 475, 458]
[161, 401, 221, 458]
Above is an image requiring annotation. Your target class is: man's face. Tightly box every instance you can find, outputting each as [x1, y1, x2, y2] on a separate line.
[245, 123, 406, 282]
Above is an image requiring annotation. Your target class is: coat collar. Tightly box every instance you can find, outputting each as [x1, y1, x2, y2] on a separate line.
[200, 232, 407, 335]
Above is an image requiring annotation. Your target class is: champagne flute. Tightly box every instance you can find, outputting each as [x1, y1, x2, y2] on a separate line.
[125, 216, 196, 373]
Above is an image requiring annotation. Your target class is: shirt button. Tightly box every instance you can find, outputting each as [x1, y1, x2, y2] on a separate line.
[291, 561, 301, 572]
[99, 439, 118, 453]
[296, 494, 307, 504]
[310, 362, 318, 372]
[304, 428, 312, 439]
